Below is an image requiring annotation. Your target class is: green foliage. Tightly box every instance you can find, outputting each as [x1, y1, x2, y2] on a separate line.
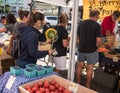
[0, 5, 10, 14]
[5, 5, 10, 13]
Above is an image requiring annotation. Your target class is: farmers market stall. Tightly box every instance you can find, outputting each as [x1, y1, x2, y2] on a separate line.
[0, 68, 58, 93]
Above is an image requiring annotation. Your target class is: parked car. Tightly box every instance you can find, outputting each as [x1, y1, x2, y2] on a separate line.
[45, 16, 58, 27]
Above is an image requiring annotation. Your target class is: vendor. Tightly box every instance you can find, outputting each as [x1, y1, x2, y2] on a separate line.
[101, 10, 120, 37]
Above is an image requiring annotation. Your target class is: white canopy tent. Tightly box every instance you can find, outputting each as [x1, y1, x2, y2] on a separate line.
[35, 0, 83, 7]
[35, 0, 81, 81]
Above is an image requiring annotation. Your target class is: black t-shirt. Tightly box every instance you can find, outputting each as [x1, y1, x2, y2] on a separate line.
[53, 25, 68, 57]
[77, 19, 101, 53]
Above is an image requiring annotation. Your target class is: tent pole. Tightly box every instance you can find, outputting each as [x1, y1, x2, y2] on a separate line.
[67, 0, 79, 81]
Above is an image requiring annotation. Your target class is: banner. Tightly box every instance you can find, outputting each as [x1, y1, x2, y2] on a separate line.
[83, 0, 120, 20]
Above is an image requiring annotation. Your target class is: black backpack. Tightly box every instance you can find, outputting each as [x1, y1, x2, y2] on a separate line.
[11, 36, 21, 58]
[10, 22, 24, 58]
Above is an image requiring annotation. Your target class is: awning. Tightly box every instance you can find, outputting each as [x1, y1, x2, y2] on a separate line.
[35, 0, 68, 7]
[35, 0, 83, 7]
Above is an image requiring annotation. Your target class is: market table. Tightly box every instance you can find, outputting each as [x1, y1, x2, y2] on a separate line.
[98, 52, 120, 90]
[103, 52, 120, 66]
[99, 52, 120, 75]
[0, 70, 58, 93]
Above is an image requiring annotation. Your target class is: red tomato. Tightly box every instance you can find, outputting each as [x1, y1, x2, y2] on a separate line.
[55, 89, 58, 92]
[51, 80, 57, 85]
[32, 86, 39, 91]
[38, 82, 43, 87]
[45, 92, 50, 93]
[43, 80, 49, 84]
[55, 83, 60, 89]
[63, 89, 72, 93]
[49, 85, 55, 91]
[50, 92, 56, 93]
[24, 85, 31, 90]
[39, 87, 45, 93]
[45, 88, 50, 92]
[44, 83, 50, 88]
[58, 86, 65, 92]
[35, 90, 42, 93]
[34, 83, 39, 87]
[27, 89, 34, 93]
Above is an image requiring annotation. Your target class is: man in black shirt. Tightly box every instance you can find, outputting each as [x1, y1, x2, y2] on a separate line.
[76, 9, 102, 88]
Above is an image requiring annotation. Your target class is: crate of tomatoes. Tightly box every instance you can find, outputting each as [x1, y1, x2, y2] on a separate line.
[19, 75, 97, 93]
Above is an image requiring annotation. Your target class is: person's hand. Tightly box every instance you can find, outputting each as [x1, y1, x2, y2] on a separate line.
[48, 48, 58, 56]
[106, 30, 111, 36]
[48, 49, 54, 55]
[45, 39, 51, 44]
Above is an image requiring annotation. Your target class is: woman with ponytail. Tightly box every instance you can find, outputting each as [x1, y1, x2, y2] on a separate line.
[16, 12, 50, 68]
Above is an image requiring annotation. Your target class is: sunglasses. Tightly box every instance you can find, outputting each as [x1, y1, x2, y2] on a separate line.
[113, 16, 117, 20]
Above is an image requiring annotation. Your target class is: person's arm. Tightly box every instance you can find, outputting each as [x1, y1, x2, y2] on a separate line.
[63, 39, 69, 47]
[6, 34, 15, 55]
[62, 28, 69, 47]
[0, 27, 7, 33]
[96, 23, 102, 48]
[27, 32, 48, 59]
[96, 37, 102, 48]
[76, 36, 79, 45]
[106, 30, 111, 36]
[76, 22, 81, 46]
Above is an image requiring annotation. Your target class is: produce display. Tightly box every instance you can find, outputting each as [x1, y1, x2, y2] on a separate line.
[98, 47, 109, 52]
[9, 64, 53, 78]
[24, 79, 72, 93]
[19, 75, 97, 93]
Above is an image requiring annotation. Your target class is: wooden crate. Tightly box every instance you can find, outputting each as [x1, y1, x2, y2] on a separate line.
[0, 52, 14, 67]
[0, 66, 10, 74]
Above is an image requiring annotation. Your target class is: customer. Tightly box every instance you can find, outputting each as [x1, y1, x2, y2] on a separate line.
[0, 13, 16, 34]
[16, 12, 51, 68]
[101, 10, 120, 37]
[76, 9, 102, 88]
[52, 13, 69, 74]
[0, 16, 6, 28]
[1, 16, 6, 26]
[6, 10, 29, 57]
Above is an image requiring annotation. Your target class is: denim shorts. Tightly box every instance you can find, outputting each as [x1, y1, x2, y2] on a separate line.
[77, 51, 98, 64]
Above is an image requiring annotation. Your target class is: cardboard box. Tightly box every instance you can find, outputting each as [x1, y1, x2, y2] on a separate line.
[19, 75, 97, 93]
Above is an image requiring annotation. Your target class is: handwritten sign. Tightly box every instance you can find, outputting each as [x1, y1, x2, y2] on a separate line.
[83, 0, 120, 20]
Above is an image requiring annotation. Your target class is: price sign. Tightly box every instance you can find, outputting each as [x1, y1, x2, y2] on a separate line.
[112, 55, 118, 62]
[5, 75, 16, 90]
[69, 82, 78, 93]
